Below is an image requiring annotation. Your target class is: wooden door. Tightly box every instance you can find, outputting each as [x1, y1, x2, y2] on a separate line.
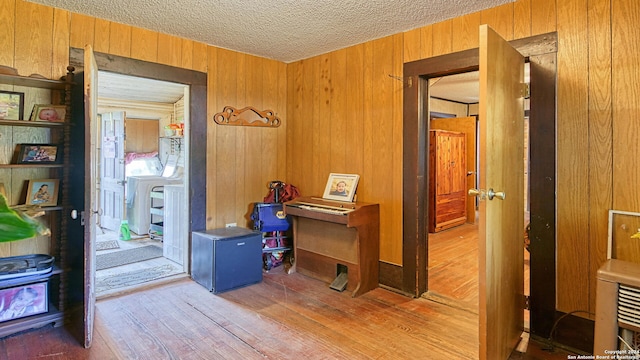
[431, 116, 477, 224]
[99, 111, 126, 231]
[477, 25, 525, 359]
[429, 130, 467, 232]
[82, 44, 99, 348]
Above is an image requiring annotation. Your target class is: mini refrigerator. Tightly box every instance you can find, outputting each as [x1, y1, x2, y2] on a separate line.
[191, 227, 263, 294]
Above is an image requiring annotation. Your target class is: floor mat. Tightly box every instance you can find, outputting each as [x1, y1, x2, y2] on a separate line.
[96, 245, 163, 270]
[96, 240, 120, 251]
[96, 264, 176, 292]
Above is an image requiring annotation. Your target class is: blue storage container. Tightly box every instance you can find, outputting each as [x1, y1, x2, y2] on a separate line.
[251, 202, 290, 232]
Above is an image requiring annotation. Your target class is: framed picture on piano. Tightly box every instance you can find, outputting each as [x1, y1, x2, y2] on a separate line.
[322, 173, 360, 202]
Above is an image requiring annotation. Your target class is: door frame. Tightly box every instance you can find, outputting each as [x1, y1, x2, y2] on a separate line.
[69, 47, 208, 235]
[400, 32, 567, 344]
[67, 48, 207, 345]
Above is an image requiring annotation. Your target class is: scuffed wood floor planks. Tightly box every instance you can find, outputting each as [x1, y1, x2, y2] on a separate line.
[0, 264, 570, 359]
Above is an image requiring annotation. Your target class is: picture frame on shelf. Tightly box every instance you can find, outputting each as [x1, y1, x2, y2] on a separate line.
[0, 90, 24, 121]
[0, 282, 48, 323]
[26, 179, 59, 206]
[16, 144, 60, 164]
[322, 173, 360, 202]
[29, 104, 66, 122]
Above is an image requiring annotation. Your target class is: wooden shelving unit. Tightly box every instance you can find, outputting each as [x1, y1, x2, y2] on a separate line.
[0, 67, 74, 338]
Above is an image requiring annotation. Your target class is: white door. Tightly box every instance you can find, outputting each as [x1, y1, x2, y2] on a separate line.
[99, 111, 126, 231]
[477, 25, 525, 360]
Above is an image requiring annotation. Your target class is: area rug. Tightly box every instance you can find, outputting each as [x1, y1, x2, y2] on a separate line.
[96, 240, 120, 251]
[96, 264, 176, 292]
[96, 245, 163, 270]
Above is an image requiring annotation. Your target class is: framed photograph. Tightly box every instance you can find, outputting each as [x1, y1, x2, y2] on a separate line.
[0, 90, 24, 121]
[607, 209, 640, 260]
[16, 144, 60, 164]
[29, 104, 66, 122]
[322, 173, 360, 202]
[26, 179, 59, 206]
[0, 282, 48, 323]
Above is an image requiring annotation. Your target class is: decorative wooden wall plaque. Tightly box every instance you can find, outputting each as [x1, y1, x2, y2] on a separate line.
[213, 106, 281, 127]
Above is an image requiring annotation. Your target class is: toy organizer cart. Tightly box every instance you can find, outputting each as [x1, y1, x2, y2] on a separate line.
[149, 186, 164, 240]
[251, 203, 291, 270]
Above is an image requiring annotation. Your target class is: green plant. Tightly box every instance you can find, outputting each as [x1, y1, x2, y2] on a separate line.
[0, 193, 49, 242]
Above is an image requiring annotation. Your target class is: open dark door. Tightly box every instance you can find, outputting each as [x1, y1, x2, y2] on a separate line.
[68, 44, 97, 348]
[477, 25, 525, 359]
[80, 44, 98, 348]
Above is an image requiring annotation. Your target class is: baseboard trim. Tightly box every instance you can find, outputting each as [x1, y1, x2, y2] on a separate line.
[545, 311, 594, 354]
[378, 261, 403, 291]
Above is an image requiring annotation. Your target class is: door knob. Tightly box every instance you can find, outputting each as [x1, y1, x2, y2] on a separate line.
[71, 210, 85, 225]
[487, 188, 506, 200]
[468, 188, 486, 201]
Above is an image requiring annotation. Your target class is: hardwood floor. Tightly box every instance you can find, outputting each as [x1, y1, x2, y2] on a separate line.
[0, 266, 573, 359]
[427, 220, 531, 325]
[427, 222, 480, 309]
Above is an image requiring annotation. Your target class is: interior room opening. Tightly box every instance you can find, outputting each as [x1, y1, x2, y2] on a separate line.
[425, 67, 531, 326]
[93, 72, 190, 297]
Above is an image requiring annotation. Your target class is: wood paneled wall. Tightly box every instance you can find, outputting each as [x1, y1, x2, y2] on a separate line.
[124, 119, 159, 154]
[286, 36, 404, 265]
[286, 0, 633, 319]
[1, 0, 636, 322]
[206, 47, 287, 228]
[0, 0, 286, 246]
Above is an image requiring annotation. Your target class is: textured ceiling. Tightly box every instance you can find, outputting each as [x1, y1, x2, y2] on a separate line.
[30, 0, 511, 63]
[430, 72, 480, 104]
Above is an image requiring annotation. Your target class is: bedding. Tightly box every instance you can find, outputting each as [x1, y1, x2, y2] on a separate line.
[125, 152, 162, 177]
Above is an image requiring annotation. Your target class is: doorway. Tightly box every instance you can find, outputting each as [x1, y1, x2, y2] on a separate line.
[68, 47, 208, 347]
[93, 72, 191, 297]
[401, 32, 558, 341]
[424, 69, 532, 323]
